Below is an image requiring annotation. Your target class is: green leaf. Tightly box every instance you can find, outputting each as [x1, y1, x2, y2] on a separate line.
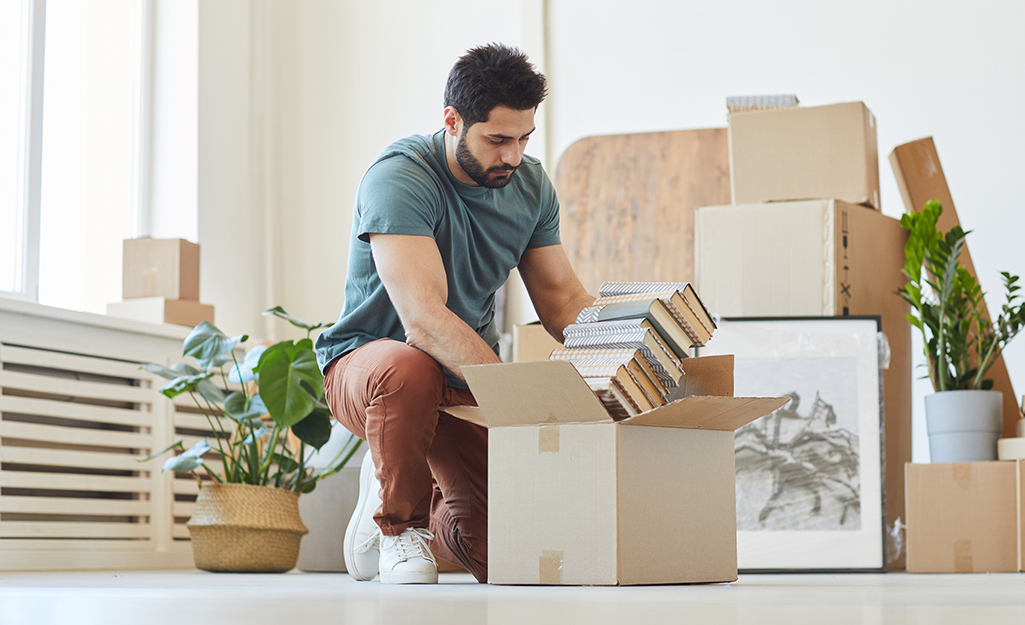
[183, 321, 248, 369]
[162, 438, 211, 473]
[159, 372, 214, 399]
[257, 342, 322, 428]
[262, 306, 332, 332]
[271, 452, 300, 475]
[228, 344, 268, 384]
[223, 391, 268, 421]
[291, 408, 333, 450]
[196, 379, 226, 404]
[139, 440, 184, 462]
[163, 454, 204, 473]
[241, 426, 269, 445]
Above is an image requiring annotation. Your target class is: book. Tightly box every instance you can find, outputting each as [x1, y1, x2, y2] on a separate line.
[590, 287, 713, 347]
[584, 377, 633, 420]
[549, 347, 669, 404]
[597, 281, 716, 343]
[570, 363, 654, 412]
[562, 319, 685, 385]
[576, 296, 691, 358]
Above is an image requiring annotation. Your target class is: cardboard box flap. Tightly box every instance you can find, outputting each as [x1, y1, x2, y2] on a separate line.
[622, 395, 790, 431]
[462, 361, 612, 427]
[679, 354, 734, 398]
[442, 406, 489, 429]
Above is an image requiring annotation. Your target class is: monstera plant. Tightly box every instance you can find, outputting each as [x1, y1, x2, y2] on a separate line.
[144, 306, 360, 492]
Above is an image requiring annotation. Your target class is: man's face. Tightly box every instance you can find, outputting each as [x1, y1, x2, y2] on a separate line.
[454, 106, 536, 189]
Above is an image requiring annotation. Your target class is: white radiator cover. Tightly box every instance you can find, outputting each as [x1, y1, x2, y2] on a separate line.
[0, 298, 225, 570]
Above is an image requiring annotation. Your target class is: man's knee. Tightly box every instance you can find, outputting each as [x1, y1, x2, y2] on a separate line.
[370, 340, 447, 403]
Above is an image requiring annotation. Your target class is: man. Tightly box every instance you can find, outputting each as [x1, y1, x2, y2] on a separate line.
[315, 43, 593, 584]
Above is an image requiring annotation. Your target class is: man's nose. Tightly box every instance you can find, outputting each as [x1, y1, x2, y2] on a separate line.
[501, 143, 523, 168]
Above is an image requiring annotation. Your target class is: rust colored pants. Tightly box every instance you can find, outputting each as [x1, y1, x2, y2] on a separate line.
[323, 338, 488, 583]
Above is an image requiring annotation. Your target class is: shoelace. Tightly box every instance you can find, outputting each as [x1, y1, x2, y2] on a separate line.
[391, 528, 437, 565]
[353, 529, 380, 554]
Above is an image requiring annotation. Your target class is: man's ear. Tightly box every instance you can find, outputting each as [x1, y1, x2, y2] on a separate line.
[443, 106, 462, 136]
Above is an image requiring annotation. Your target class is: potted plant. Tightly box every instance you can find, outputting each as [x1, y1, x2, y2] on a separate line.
[143, 307, 361, 572]
[898, 200, 1025, 462]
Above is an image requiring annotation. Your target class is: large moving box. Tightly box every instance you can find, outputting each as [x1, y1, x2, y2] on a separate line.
[728, 102, 880, 209]
[448, 355, 787, 585]
[695, 199, 911, 568]
[905, 461, 1019, 573]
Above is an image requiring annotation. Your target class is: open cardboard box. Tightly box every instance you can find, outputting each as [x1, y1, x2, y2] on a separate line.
[447, 354, 788, 585]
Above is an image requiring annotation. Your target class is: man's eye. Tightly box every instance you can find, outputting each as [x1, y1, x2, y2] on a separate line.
[490, 139, 504, 145]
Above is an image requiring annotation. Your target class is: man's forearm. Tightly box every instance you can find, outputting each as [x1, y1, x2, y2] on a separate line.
[544, 289, 595, 344]
[403, 305, 502, 381]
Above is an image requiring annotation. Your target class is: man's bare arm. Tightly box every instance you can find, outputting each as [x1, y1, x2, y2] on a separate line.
[370, 233, 501, 380]
[518, 244, 595, 343]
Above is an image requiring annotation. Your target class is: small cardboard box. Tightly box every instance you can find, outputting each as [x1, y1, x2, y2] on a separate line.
[106, 297, 213, 328]
[729, 102, 880, 209]
[451, 355, 787, 585]
[905, 462, 1019, 573]
[512, 323, 563, 362]
[695, 198, 911, 568]
[123, 238, 200, 301]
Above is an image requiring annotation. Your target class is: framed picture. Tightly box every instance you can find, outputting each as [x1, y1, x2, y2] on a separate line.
[698, 317, 885, 572]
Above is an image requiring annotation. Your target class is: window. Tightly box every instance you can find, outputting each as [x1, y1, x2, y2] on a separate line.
[0, 0, 42, 300]
[1, 0, 148, 313]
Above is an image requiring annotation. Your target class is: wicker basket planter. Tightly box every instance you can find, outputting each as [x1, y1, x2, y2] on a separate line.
[187, 482, 309, 573]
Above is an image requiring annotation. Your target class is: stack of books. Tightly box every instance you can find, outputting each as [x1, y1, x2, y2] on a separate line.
[554, 281, 715, 418]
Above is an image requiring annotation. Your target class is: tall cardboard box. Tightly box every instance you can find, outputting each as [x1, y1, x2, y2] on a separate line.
[905, 462, 1018, 573]
[450, 355, 787, 585]
[123, 238, 200, 301]
[729, 102, 880, 209]
[695, 199, 911, 568]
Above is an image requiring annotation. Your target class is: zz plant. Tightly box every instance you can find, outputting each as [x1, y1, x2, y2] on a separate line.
[898, 200, 1025, 392]
[143, 307, 360, 493]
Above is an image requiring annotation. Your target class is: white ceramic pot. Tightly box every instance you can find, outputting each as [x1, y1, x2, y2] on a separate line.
[924, 390, 1003, 462]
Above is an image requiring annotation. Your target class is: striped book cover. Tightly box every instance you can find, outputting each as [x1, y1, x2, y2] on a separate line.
[563, 362, 660, 409]
[560, 321, 682, 387]
[575, 297, 692, 355]
[589, 289, 711, 345]
[549, 347, 672, 401]
[597, 281, 716, 338]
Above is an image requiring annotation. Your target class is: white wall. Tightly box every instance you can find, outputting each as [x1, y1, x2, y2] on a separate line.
[546, 0, 1025, 461]
[264, 0, 538, 336]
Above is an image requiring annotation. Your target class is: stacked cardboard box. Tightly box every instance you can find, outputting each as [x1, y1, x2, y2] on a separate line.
[696, 100, 912, 570]
[107, 238, 214, 327]
[905, 461, 1025, 573]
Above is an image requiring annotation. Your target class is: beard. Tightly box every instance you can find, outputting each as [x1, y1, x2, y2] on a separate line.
[456, 130, 517, 189]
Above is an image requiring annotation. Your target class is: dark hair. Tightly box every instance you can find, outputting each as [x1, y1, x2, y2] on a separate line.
[444, 43, 548, 128]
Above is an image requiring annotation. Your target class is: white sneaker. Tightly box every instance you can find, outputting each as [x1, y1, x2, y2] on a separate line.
[379, 527, 439, 584]
[343, 450, 383, 581]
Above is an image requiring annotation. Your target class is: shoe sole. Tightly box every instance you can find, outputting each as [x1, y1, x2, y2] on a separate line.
[380, 570, 439, 584]
[343, 452, 379, 581]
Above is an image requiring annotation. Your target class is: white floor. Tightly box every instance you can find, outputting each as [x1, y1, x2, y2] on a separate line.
[2, 570, 1025, 625]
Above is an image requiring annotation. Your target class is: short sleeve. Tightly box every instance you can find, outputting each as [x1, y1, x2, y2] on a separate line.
[355, 154, 443, 243]
[527, 172, 561, 249]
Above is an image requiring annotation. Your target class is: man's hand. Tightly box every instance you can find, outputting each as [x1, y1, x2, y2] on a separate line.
[518, 245, 595, 343]
[369, 233, 501, 380]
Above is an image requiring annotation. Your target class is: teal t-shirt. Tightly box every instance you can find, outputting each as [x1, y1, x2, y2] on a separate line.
[315, 129, 561, 389]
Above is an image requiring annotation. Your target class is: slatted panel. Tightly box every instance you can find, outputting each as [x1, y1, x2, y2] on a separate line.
[0, 338, 159, 549]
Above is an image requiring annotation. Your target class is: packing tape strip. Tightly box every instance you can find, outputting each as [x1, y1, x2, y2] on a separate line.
[998, 437, 1025, 460]
[539, 424, 559, 453]
[954, 539, 973, 573]
[539, 550, 563, 585]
